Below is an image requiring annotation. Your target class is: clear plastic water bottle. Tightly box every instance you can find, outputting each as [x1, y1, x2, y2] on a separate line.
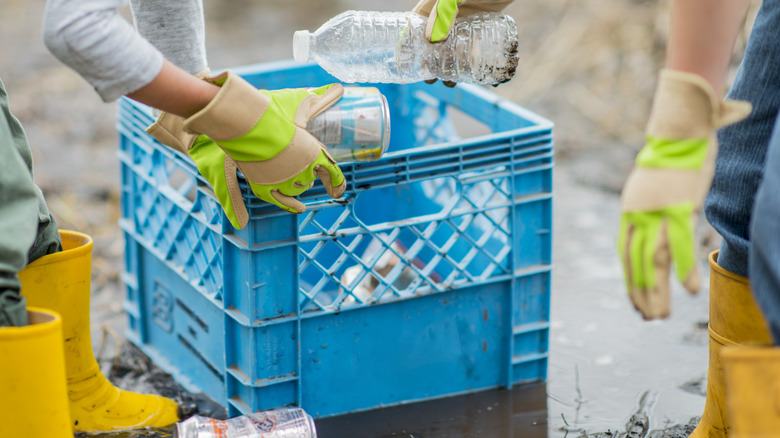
[307, 86, 391, 162]
[173, 407, 316, 438]
[293, 10, 518, 85]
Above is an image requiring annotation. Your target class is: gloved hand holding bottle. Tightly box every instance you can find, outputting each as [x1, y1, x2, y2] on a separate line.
[408, 0, 515, 87]
[148, 72, 347, 229]
[617, 69, 751, 320]
[183, 72, 346, 219]
[412, 0, 515, 43]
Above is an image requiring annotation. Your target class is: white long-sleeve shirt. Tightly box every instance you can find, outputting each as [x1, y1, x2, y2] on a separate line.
[43, 0, 207, 102]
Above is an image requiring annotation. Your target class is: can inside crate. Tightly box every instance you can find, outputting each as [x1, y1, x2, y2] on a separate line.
[117, 60, 554, 418]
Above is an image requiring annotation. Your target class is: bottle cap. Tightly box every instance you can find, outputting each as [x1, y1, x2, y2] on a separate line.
[293, 31, 311, 62]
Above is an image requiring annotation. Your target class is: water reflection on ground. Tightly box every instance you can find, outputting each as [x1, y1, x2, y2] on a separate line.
[317, 383, 548, 438]
[80, 383, 547, 438]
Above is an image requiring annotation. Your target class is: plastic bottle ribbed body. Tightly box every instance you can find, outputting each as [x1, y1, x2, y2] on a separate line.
[296, 11, 518, 85]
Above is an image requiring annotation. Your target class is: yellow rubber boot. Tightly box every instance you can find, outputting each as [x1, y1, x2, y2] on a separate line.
[19, 230, 179, 432]
[689, 250, 773, 438]
[722, 346, 780, 438]
[0, 308, 72, 437]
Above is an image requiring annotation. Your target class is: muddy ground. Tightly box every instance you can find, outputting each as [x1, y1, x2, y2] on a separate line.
[0, 0, 762, 436]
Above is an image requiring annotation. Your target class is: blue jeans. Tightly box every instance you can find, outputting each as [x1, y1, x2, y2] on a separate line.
[704, 0, 780, 344]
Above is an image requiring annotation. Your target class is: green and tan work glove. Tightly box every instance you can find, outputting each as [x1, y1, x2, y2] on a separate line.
[181, 72, 346, 219]
[412, 0, 514, 42]
[147, 109, 251, 229]
[618, 69, 752, 320]
[147, 72, 346, 229]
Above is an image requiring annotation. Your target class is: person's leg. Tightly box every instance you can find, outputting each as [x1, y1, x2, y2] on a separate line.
[721, 108, 780, 438]
[749, 109, 780, 344]
[0, 78, 61, 266]
[0, 77, 61, 326]
[0, 90, 38, 325]
[704, 0, 780, 277]
[692, 3, 780, 436]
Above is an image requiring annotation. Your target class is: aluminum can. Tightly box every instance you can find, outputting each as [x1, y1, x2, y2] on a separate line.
[306, 86, 391, 162]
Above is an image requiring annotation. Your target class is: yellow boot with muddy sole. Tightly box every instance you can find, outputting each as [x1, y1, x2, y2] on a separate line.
[689, 250, 773, 438]
[0, 308, 72, 437]
[722, 346, 780, 438]
[19, 230, 179, 432]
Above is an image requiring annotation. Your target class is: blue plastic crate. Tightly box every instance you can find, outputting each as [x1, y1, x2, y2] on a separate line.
[117, 60, 554, 418]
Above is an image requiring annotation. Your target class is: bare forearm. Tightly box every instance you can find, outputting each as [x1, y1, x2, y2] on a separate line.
[126, 59, 219, 118]
[666, 0, 750, 92]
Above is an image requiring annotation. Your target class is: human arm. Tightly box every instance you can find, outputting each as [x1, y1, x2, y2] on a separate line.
[43, 0, 216, 116]
[125, 60, 218, 118]
[42, 0, 164, 103]
[43, 0, 346, 226]
[125, 0, 217, 117]
[618, 0, 752, 319]
[666, 0, 750, 92]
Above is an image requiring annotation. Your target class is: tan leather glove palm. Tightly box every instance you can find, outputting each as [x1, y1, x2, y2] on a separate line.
[618, 70, 751, 319]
